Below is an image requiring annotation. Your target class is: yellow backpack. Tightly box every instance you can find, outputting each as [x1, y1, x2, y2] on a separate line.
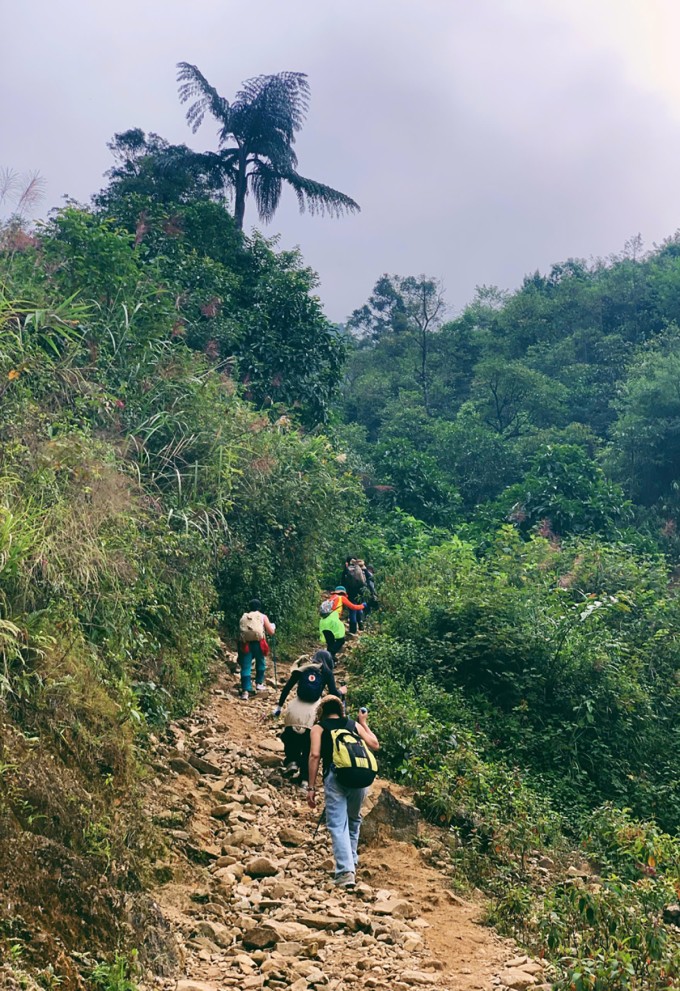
[324, 722, 378, 788]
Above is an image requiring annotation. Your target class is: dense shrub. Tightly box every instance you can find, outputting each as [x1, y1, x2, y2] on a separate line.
[366, 527, 680, 830]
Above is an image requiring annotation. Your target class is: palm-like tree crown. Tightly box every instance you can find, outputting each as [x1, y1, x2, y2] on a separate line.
[176, 63, 360, 229]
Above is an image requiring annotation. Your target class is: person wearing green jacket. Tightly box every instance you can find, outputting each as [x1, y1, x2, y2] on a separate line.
[319, 586, 364, 659]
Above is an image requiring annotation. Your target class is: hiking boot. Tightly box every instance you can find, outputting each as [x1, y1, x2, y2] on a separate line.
[334, 871, 356, 888]
[255, 683, 269, 693]
[283, 762, 299, 777]
[299, 779, 309, 791]
[240, 691, 249, 701]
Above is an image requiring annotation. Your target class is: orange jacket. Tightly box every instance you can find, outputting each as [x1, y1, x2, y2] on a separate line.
[331, 594, 363, 613]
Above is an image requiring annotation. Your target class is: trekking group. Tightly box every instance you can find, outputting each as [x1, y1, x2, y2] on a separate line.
[236, 558, 379, 888]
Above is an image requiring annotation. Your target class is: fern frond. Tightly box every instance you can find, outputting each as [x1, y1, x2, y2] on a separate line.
[282, 172, 361, 218]
[176, 62, 230, 133]
[250, 161, 283, 224]
[232, 72, 310, 144]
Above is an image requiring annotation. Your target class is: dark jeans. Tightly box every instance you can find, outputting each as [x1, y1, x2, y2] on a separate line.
[322, 630, 346, 659]
[348, 593, 364, 634]
[280, 727, 311, 777]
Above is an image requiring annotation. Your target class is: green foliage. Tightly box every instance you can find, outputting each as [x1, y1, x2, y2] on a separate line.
[351, 647, 562, 878]
[368, 438, 460, 526]
[610, 329, 680, 505]
[498, 444, 633, 538]
[90, 953, 139, 991]
[584, 804, 680, 881]
[41, 203, 344, 427]
[365, 528, 680, 830]
[341, 240, 680, 537]
[352, 546, 680, 989]
[490, 807, 680, 990]
[0, 200, 365, 984]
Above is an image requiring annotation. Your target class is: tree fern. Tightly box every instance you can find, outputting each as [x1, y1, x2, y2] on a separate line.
[176, 63, 359, 229]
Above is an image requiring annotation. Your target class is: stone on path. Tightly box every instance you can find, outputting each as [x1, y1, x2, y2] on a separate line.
[193, 920, 234, 948]
[242, 925, 279, 950]
[373, 898, 417, 918]
[258, 737, 284, 753]
[361, 788, 421, 845]
[188, 754, 223, 776]
[247, 789, 272, 806]
[498, 968, 538, 990]
[278, 826, 307, 847]
[169, 756, 200, 778]
[401, 970, 439, 985]
[225, 826, 266, 848]
[297, 913, 347, 931]
[244, 856, 279, 877]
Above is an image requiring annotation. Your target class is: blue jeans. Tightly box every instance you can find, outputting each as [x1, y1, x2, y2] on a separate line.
[323, 770, 367, 876]
[240, 641, 266, 692]
[348, 597, 364, 634]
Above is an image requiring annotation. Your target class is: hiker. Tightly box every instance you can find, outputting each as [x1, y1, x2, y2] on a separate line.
[341, 558, 367, 634]
[271, 650, 346, 785]
[307, 695, 379, 888]
[319, 586, 364, 658]
[237, 599, 276, 700]
[363, 564, 378, 618]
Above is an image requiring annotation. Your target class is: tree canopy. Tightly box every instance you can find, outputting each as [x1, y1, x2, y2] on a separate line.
[176, 64, 360, 229]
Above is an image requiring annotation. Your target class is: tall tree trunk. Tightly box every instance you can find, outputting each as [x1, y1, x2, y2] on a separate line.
[233, 151, 248, 230]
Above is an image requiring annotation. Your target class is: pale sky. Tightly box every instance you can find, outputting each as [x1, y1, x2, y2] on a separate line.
[3, 1, 680, 321]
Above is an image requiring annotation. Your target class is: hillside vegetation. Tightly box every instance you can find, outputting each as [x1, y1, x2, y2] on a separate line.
[1, 129, 679, 990]
[340, 253, 680, 989]
[0, 178, 362, 986]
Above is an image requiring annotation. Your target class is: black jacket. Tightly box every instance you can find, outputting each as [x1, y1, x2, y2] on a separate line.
[277, 656, 339, 708]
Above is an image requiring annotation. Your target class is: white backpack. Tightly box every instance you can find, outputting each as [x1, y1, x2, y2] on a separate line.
[239, 611, 265, 642]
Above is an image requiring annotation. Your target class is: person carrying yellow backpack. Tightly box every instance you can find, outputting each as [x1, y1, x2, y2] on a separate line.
[307, 695, 379, 888]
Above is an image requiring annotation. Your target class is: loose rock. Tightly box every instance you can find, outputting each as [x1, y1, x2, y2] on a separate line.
[244, 856, 280, 878]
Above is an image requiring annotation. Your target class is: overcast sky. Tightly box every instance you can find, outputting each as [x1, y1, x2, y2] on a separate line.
[3, 0, 680, 322]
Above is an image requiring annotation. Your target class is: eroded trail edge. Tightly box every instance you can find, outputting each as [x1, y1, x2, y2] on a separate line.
[142, 659, 549, 991]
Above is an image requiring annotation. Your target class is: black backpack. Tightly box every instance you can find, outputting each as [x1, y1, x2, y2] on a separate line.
[297, 666, 325, 703]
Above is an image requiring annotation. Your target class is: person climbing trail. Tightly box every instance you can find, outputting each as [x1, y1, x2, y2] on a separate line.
[319, 585, 364, 657]
[271, 650, 346, 786]
[341, 558, 368, 634]
[307, 695, 379, 888]
[363, 563, 378, 618]
[237, 598, 276, 700]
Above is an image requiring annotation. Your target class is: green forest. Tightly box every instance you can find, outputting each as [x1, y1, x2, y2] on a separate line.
[2, 67, 680, 991]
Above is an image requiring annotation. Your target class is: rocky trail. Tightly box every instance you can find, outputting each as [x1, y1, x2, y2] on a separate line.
[141, 652, 550, 991]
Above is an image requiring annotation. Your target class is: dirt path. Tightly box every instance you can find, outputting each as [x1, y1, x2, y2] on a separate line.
[141, 655, 549, 991]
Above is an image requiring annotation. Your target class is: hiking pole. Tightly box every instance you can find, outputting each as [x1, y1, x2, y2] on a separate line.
[271, 633, 278, 688]
[313, 806, 326, 838]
